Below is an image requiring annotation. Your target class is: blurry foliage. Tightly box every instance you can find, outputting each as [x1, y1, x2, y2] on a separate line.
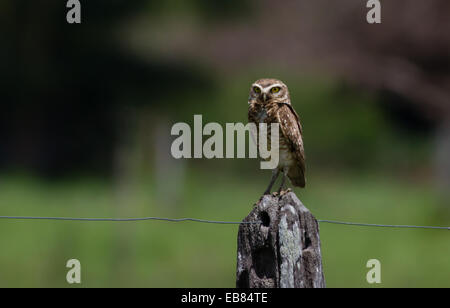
[0, 0, 216, 176]
[194, 0, 253, 21]
[0, 0, 434, 178]
[140, 0, 252, 21]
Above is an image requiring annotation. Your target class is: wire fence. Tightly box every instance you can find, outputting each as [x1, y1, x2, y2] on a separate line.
[0, 215, 448, 230]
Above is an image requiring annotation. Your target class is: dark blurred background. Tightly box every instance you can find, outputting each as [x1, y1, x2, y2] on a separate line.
[0, 0, 449, 287]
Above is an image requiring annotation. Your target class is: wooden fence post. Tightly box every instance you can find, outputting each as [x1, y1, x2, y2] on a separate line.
[236, 192, 325, 288]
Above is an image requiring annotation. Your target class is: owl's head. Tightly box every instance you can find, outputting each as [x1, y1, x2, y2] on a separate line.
[248, 78, 290, 105]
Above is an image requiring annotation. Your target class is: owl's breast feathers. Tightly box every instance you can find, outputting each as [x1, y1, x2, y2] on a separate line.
[248, 101, 306, 188]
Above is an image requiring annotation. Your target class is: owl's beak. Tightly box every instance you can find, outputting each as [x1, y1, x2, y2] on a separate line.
[261, 93, 268, 102]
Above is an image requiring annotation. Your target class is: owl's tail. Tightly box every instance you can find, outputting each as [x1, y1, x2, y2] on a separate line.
[288, 165, 306, 188]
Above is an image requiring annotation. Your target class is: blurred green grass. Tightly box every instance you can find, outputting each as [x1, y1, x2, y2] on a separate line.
[0, 169, 448, 288]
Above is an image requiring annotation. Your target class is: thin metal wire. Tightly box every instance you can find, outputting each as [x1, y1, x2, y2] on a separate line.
[0, 215, 448, 230]
[317, 220, 449, 230]
[0, 216, 258, 225]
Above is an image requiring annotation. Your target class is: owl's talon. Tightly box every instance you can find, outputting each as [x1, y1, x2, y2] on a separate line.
[279, 188, 291, 196]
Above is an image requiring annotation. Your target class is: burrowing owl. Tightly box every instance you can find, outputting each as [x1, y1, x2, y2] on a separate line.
[248, 78, 306, 195]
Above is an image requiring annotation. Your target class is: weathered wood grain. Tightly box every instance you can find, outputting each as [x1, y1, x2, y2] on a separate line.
[236, 192, 325, 288]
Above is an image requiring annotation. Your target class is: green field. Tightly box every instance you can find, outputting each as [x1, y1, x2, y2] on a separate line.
[0, 169, 448, 288]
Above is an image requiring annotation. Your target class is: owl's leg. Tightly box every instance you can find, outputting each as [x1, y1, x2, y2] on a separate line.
[264, 169, 280, 195]
[277, 167, 289, 194]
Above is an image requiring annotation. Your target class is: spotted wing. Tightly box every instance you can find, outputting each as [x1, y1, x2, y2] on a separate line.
[276, 103, 306, 187]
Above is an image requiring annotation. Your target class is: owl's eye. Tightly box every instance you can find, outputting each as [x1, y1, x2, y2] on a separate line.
[253, 86, 261, 93]
[271, 87, 281, 94]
